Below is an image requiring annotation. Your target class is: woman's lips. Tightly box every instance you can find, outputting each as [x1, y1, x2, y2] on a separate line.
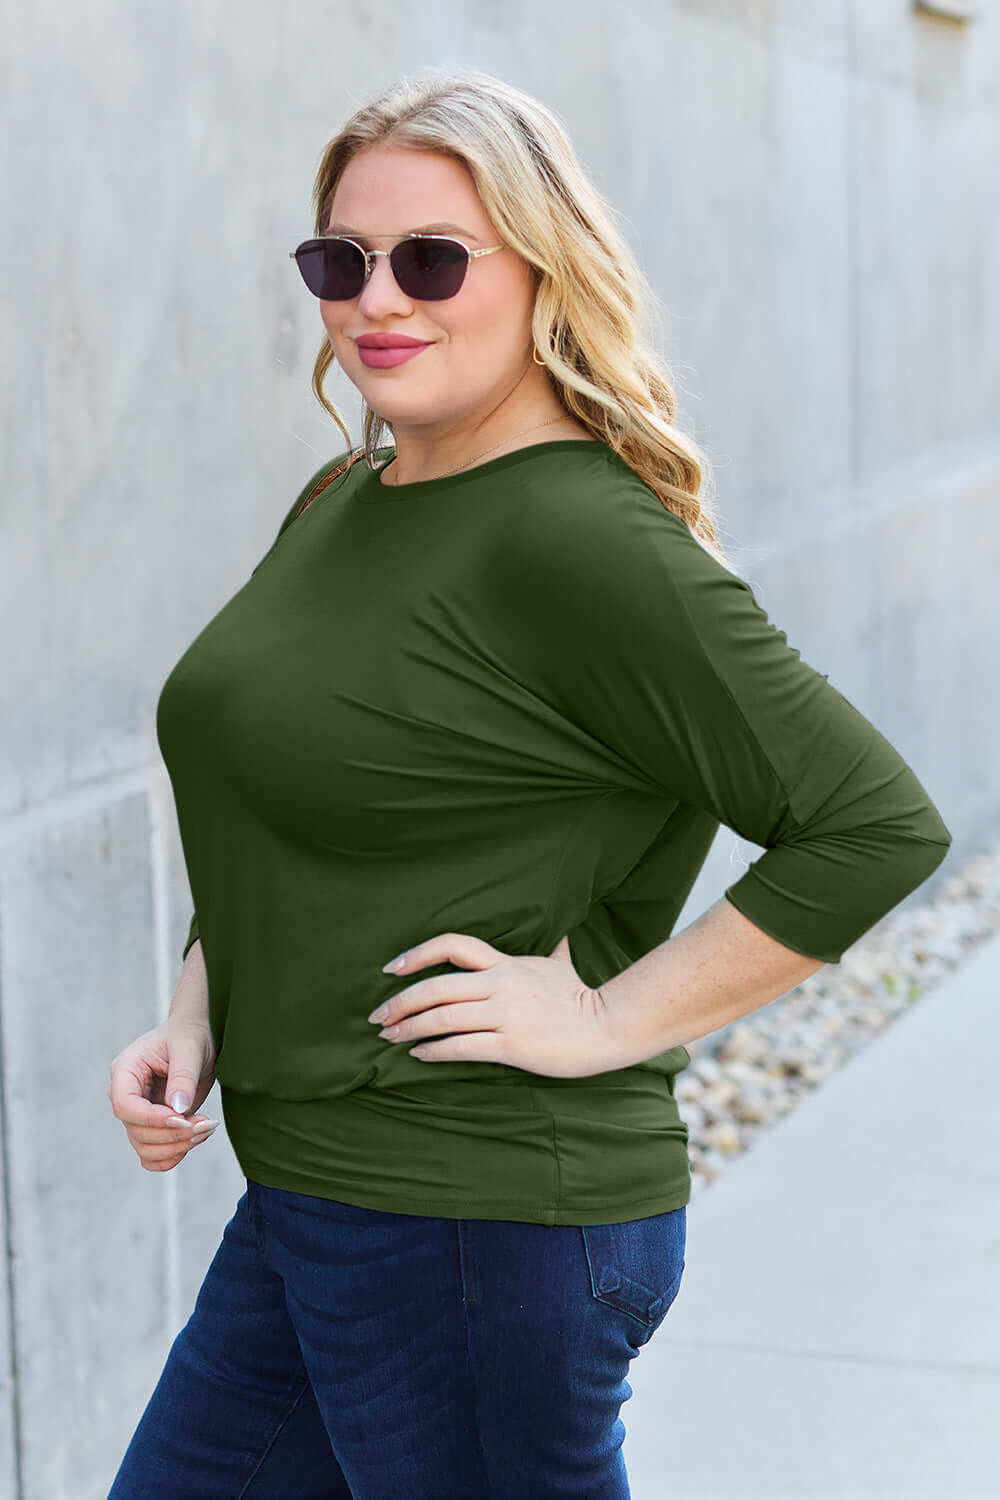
[356, 342, 433, 369]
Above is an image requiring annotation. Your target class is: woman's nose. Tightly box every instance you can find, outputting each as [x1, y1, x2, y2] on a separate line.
[356, 251, 413, 318]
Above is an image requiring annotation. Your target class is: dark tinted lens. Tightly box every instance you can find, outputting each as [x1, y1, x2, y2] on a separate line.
[391, 237, 468, 300]
[295, 239, 366, 299]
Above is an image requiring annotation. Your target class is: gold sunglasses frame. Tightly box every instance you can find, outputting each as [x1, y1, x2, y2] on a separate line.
[288, 233, 506, 298]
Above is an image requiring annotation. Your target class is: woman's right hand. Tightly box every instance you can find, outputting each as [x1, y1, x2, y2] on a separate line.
[108, 1015, 219, 1172]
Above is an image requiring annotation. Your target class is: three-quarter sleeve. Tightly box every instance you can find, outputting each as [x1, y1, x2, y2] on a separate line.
[507, 474, 952, 965]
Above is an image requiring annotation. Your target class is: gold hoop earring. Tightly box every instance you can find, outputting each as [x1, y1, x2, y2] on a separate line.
[532, 343, 546, 366]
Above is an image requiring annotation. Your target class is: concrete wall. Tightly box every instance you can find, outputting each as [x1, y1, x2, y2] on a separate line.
[1, 2, 995, 1494]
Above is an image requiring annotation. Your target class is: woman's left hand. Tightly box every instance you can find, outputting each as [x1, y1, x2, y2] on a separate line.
[367, 932, 650, 1080]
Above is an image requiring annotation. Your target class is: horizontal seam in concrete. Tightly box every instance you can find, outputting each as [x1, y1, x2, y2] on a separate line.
[727, 434, 1000, 569]
[0, 761, 170, 847]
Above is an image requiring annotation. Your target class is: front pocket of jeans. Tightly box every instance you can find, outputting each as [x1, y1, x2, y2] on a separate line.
[581, 1209, 686, 1330]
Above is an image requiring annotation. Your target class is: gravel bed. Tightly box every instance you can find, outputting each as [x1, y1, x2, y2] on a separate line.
[679, 839, 999, 1197]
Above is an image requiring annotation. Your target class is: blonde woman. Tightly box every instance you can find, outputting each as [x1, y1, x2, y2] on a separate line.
[108, 67, 951, 1499]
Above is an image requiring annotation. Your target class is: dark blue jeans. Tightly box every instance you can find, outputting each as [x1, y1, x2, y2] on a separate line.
[108, 1178, 686, 1499]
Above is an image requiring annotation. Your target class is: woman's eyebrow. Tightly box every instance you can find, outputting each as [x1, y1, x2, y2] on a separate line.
[325, 221, 480, 241]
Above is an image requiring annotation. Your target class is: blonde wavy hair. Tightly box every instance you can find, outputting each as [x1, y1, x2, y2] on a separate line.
[304, 66, 727, 562]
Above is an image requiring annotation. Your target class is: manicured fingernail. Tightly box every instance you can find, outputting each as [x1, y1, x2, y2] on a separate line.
[381, 951, 407, 972]
[165, 1116, 198, 1128]
[190, 1120, 219, 1136]
[170, 1091, 192, 1113]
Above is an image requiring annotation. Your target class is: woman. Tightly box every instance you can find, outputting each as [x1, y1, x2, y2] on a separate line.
[108, 67, 951, 1498]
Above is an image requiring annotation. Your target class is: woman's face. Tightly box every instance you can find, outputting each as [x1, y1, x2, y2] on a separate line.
[321, 145, 540, 435]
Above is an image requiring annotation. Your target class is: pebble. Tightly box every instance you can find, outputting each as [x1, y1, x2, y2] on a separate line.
[677, 841, 1000, 1194]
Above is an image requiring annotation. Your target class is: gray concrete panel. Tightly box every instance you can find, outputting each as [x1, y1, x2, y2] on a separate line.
[0, 795, 163, 1499]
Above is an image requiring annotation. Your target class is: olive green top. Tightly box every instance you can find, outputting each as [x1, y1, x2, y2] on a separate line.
[157, 441, 951, 1225]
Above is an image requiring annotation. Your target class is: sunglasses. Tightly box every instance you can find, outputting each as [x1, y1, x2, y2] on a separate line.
[288, 233, 506, 302]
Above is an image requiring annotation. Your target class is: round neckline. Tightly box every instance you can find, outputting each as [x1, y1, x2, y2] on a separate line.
[356, 439, 619, 503]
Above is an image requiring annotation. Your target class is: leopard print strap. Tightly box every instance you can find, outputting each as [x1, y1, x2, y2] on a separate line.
[294, 448, 368, 519]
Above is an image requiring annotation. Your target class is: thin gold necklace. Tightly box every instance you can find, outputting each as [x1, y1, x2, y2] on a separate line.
[379, 414, 572, 486]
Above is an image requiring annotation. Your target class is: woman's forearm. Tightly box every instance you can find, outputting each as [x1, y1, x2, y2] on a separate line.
[168, 938, 212, 1027]
[599, 895, 825, 1058]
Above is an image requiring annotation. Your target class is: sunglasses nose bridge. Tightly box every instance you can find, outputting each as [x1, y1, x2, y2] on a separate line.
[337, 240, 389, 295]
[357, 244, 417, 303]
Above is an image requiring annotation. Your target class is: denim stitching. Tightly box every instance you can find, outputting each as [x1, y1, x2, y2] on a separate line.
[235, 1377, 317, 1500]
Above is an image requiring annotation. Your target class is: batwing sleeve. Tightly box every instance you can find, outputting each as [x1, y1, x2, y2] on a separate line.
[510, 477, 953, 967]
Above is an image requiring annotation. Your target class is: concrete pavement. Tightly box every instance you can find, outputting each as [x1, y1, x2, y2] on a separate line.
[622, 930, 1000, 1500]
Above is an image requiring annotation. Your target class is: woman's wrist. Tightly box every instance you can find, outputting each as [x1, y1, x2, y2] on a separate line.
[599, 895, 824, 1058]
[168, 939, 212, 1027]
